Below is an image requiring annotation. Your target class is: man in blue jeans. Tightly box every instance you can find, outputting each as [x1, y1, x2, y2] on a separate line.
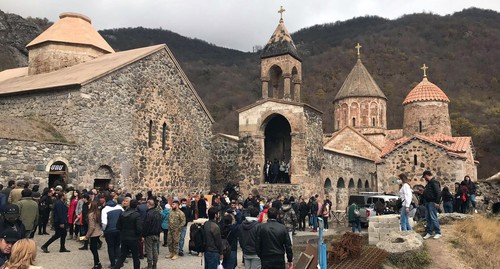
[178, 198, 192, 256]
[421, 171, 442, 239]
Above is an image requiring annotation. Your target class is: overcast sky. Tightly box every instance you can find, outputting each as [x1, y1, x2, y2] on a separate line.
[2, 0, 499, 51]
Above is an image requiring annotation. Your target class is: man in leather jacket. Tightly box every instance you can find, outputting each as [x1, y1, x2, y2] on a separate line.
[255, 207, 293, 269]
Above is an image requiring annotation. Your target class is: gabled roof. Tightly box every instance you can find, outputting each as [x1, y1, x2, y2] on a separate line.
[334, 59, 386, 101]
[27, 12, 114, 53]
[403, 77, 450, 105]
[323, 147, 376, 162]
[324, 125, 382, 150]
[381, 133, 474, 160]
[260, 19, 301, 61]
[0, 44, 214, 123]
[324, 126, 381, 162]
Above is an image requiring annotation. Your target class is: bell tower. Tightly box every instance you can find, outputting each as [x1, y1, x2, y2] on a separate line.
[260, 6, 302, 102]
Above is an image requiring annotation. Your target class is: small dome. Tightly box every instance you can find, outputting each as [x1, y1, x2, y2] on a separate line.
[403, 77, 450, 105]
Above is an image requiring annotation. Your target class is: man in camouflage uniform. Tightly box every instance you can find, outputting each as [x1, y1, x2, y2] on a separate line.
[167, 198, 185, 260]
[279, 199, 297, 244]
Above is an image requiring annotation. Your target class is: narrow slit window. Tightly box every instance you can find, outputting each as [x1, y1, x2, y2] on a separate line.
[372, 117, 376, 127]
[352, 117, 356, 127]
[148, 120, 153, 148]
[162, 122, 167, 150]
[414, 154, 418, 166]
[419, 121, 422, 132]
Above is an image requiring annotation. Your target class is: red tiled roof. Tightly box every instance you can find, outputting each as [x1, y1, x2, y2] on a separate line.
[403, 77, 450, 105]
[381, 133, 473, 160]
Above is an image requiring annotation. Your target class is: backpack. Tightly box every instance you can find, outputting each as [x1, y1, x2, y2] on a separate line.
[189, 223, 206, 253]
[221, 229, 232, 258]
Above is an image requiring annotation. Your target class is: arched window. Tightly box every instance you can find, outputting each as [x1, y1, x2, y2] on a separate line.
[148, 120, 153, 148]
[324, 178, 332, 193]
[352, 117, 356, 127]
[337, 178, 345, 188]
[348, 178, 355, 188]
[414, 154, 417, 166]
[162, 122, 167, 151]
[365, 180, 370, 189]
[419, 121, 423, 132]
[357, 179, 363, 189]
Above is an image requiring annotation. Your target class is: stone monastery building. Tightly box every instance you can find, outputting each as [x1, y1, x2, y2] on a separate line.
[0, 12, 477, 209]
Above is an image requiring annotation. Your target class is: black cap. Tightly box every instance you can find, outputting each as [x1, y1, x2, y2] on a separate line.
[3, 204, 19, 216]
[422, 170, 432, 177]
[0, 229, 20, 243]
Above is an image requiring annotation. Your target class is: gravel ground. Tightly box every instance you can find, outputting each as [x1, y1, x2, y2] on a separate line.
[32, 223, 354, 269]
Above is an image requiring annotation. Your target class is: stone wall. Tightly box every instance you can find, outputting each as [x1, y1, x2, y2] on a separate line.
[333, 97, 386, 131]
[368, 215, 401, 245]
[378, 139, 471, 194]
[403, 101, 451, 137]
[211, 135, 239, 192]
[322, 150, 377, 210]
[0, 138, 78, 188]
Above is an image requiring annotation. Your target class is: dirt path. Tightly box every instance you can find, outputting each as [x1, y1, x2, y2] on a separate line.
[424, 225, 472, 269]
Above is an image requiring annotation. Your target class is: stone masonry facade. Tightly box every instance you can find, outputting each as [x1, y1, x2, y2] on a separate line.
[210, 135, 239, 192]
[0, 48, 213, 196]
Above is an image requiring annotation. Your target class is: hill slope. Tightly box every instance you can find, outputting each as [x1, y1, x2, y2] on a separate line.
[0, 8, 498, 177]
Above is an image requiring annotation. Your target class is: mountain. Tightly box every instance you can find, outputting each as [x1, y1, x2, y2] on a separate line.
[0, 8, 498, 178]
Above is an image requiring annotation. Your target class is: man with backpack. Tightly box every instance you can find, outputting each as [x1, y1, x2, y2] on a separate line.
[143, 199, 162, 269]
[422, 170, 442, 239]
[204, 207, 223, 269]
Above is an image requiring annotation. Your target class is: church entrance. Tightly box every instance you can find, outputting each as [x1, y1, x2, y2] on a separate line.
[94, 165, 114, 191]
[263, 114, 291, 184]
[48, 161, 68, 188]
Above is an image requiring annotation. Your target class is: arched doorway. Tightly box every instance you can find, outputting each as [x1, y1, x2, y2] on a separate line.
[264, 114, 291, 183]
[48, 161, 68, 188]
[94, 165, 114, 191]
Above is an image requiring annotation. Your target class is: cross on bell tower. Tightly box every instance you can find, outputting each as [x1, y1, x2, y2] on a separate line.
[278, 6, 286, 22]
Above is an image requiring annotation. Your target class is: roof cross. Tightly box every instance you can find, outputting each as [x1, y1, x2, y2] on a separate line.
[355, 43, 362, 58]
[421, 64, 429, 78]
[278, 6, 286, 21]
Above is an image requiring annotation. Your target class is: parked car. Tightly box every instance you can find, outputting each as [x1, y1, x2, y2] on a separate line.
[346, 193, 399, 225]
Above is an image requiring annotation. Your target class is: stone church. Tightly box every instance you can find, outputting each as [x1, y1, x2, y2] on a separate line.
[211, 14, 478, 210]
[0, 13, 213, 195]
[0, 12, 477, 206]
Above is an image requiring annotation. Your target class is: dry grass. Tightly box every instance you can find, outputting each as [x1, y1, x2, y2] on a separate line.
[451, 215, 500, 268]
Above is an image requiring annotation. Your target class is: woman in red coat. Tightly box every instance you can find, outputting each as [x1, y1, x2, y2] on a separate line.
[67, 190, 80, 240]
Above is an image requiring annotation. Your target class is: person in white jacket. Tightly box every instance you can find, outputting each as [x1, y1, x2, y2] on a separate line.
[398, 174, 413, 231]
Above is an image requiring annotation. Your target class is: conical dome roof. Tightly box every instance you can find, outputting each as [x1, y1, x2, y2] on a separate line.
[403, 77, 450, 105]
[334, 59, 386, 101]
[27, 12, 114, 53]
[260, 19, 301, 61]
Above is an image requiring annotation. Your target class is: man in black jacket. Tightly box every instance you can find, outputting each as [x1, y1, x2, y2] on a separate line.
[256, 207, 293, 269]
[143, 199, 161, 269]
[41, 192, 70, 253]
[239, 207, 260, 269]
[114, 198, 143, 269]
[422, 171, 442, 240]
[0, 204, 26, 240]
[204, 207, 223, 269]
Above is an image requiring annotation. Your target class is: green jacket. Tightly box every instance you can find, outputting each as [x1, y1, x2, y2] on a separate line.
[167, 208, 186, 233]
[16, 197, 40, 230]
[347, 204, 360, 222]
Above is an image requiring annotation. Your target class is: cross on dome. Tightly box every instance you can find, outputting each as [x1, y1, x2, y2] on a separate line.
[421, 64, 429, 78]
[278, 6, 286, 21]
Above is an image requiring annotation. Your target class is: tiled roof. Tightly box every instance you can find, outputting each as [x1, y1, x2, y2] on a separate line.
[260, 19, 301, 61]
[381, 133, 473, 160]
[334, 59, 387, 101]
[27, 13, 114, 53]
[403, 77, 450, 105]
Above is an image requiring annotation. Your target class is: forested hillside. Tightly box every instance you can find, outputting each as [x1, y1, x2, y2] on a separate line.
[1, 8, 498, 177]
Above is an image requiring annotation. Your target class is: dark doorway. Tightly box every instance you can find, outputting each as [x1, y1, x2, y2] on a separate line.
[48, 161, 67, 188]
[264, 114, 291, 183]
[94, 179, 111, 191]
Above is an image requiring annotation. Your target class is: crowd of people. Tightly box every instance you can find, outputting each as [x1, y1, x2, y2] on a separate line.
[397, 171, 478, 239]
[0, 180, 338, 269]
[263, 159, 290, 184]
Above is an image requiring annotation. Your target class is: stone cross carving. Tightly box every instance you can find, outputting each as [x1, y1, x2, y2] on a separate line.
[355, 43, 362, 58]
[421, 64, 428, 78]
[278, 6, 286, 21]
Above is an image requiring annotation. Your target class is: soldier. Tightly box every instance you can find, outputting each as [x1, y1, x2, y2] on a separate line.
[167, 198, 185, 260]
